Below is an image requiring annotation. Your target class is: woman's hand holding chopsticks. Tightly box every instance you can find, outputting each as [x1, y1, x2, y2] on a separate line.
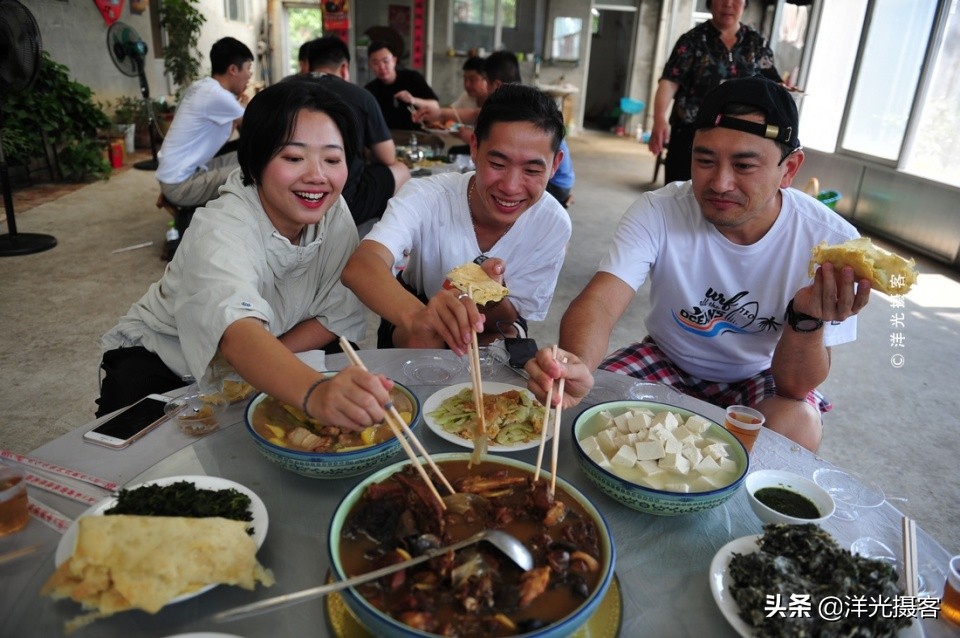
[525, 346, 594, 409]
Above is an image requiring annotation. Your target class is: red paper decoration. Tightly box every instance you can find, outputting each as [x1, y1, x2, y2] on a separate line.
[93, 0, 125, 26]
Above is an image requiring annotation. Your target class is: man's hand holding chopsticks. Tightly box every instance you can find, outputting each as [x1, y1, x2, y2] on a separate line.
[525, 347, 594, 409]
[303, 367, 394, 432]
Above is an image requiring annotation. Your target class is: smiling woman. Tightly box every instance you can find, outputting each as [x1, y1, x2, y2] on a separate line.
[97, 81, 393, 434]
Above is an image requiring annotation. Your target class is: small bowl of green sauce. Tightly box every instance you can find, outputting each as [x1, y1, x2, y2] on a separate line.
[745, 469, 835, 526]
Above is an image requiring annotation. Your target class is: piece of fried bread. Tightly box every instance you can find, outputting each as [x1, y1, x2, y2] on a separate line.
[41, 515, 273, 633]
[446, 262, 509, 305]
[809, 237, 917, 294]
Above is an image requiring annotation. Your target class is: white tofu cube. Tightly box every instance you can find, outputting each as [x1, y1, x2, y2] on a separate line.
[652, 427, 678, 447]
[580, 435, 602, 456]
[596, 410, 615, 429]
[613, 413, 632, 434]
[597, 428, 619, 455]
[648, 423, 667, 438]
[611, 444, 638, 468]
[681, 444, 703, 466]
[703, 442, 729, 461]
[719, 457, 738, 473]
[664, 482, 691, 493]
[627, 412, 651, 432]
[587, 446, 611, 468]
[651, 411, 681, 431]
[664, 437, 682, 454]
[698, 473, 725, 488]
[659, 452, 691, 474]
[695, 455, 721, 476]
[673, 425, 694, 442]
[685, 415, 712, 434]
[634, 439, 666, 461]
[636, 459, 664, 477]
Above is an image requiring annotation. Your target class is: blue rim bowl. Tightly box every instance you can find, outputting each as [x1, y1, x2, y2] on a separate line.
[328, 452, 616, 638]
[572, 400, 749, 516]
[244, 374, 421, 479]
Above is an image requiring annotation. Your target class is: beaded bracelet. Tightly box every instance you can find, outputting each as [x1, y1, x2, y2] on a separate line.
[302, 377, 329, 417]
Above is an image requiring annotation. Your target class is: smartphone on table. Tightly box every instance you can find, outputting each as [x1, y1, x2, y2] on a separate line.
[82, 394, 171, 449]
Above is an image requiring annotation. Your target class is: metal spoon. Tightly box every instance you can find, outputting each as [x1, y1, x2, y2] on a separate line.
[212, 529, 533, 623]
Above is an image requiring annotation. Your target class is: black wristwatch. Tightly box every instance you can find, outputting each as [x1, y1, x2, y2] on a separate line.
[785, 299, 824, 333]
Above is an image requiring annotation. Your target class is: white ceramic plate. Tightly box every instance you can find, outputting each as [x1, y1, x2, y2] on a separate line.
[422, 382, 549, 452]
[56, 475, 268, 605]
[710, 535, 924, 638]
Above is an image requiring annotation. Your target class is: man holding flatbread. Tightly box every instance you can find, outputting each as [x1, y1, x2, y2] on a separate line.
[527, 77, 878, 452]
[342, 84, 571, 354]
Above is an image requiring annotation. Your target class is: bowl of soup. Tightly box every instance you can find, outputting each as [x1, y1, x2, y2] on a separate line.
[244, 374, 420, 478]
[745, 469, 835, 526]
[329, 453, 616, 638]
[572, 400, 749, 516]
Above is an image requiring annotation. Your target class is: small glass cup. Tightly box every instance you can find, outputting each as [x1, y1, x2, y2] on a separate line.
[943, 555, 960, 625]
[0, 464, 29, 537]
[724, 405, 764, 453]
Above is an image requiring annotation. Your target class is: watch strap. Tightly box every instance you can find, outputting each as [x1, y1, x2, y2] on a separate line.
[785, 299, 824, 333]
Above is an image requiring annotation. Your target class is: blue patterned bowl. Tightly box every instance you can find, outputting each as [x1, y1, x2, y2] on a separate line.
[328, 452, 615, 638]
[244, 377, 421, 479]
[572, 400, 748, 516]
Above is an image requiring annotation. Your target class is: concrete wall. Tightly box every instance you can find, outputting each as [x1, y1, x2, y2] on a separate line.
[29, 0, 265, 112]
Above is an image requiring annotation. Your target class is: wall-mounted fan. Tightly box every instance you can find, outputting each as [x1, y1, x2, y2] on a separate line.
[0, 0, 56, 256]
[107, 21, 160, 170]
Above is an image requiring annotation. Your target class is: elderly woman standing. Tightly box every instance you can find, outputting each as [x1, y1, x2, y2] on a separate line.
[649, 0, 780, 184]
[98, 81, 392, 430]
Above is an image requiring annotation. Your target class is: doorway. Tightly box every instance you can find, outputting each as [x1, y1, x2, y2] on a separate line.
[583, 8, 637, 132]
[283, 4, 323, 79]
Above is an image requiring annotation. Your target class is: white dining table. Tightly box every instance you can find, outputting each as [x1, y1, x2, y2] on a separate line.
[1, 349, 955, 637]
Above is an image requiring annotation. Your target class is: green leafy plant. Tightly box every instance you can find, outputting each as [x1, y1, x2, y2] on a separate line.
[159, 0, 206, 100]
[0, 50, 112, 181]
[110, 95, 174, 129]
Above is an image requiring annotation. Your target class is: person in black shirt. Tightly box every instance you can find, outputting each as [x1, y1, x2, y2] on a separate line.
[364, 41, 439, 130]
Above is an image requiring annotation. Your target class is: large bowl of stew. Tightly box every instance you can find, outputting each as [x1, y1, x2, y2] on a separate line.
[328, 452, 615, 638]
[244, 374, 421, 479]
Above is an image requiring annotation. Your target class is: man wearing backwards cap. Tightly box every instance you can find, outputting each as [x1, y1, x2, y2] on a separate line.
[525, 76, 872, 451]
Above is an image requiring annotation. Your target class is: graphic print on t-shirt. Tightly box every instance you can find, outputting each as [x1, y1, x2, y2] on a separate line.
[672, 286, 782, 338]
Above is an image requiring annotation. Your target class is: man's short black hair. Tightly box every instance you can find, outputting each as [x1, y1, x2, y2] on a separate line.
[307, 35, 350, 71]
[475, 83, 564, 153]
[210, 37, 254, 75]
[484, 50, 521, 84]
[367, 41, 395, 58]
[238, 80, 358, 186]
[462, 56, 485, 73]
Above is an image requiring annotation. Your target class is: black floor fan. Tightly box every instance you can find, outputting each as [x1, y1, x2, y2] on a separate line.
[107, 21, 160, 171]
[0, 0, 56, 256]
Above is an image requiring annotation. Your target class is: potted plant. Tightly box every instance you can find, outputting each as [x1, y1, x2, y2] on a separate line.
[159, 0, 206, 100]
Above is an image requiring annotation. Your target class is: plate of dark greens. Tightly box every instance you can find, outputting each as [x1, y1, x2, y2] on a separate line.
[710, 524, 922, 638]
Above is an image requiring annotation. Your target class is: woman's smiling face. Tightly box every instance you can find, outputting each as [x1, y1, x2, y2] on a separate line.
[257, 109, 349, 242]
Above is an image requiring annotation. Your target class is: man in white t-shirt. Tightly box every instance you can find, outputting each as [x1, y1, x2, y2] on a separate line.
[526, 77, 873, 451]
[156, 37, 253, 208]
[342, 84, 571, 355]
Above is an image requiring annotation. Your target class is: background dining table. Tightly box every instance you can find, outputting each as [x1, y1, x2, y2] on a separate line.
[1, 349, 955, 637]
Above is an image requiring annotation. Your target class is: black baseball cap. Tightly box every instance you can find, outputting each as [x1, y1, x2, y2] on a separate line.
[692, 76, 800, 150]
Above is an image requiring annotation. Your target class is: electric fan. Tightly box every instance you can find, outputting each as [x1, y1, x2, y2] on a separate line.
[0, 0, 56, 256]
[107, 21, 160, 171]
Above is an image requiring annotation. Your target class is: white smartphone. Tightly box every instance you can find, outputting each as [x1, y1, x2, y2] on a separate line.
[82, 394, 171, 449]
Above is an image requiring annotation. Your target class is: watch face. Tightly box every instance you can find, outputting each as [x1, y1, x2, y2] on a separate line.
[795, 317, 821, 331]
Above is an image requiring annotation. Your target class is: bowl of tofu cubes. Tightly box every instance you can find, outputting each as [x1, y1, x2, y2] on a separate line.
[572, 401, 749, 516]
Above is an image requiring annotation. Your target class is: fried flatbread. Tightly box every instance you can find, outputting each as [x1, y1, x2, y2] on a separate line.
[809, 237, 918, 295]
[41, 515, 273, 633]
[446, 262, 509, 305]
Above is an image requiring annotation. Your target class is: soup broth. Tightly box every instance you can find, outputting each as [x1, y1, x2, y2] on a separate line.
[339, 459, 605, 637]
[251, 389, 413, 453]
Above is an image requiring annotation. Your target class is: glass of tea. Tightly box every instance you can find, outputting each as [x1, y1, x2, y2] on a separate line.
[943, 555, 960, 625]
[0, 464, 29, 537]
[724, 405, 764, 453]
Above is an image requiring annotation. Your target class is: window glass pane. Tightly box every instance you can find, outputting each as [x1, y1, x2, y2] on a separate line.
[286, 6, 322, 76]
[905, 0, 960, 187]
[799, 0, 867, 151]
[840, 0, 938, 160]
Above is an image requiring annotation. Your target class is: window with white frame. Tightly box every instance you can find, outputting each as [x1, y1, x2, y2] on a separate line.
[224, 0, 247, 23]
[452, 0, 517, 52]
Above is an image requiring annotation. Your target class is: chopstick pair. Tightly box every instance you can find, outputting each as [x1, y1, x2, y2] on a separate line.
[533, 345, 567, 496]
[465, 286, 488, 463]
[338, 338, 455, 507]
[902, 515, 919, 597]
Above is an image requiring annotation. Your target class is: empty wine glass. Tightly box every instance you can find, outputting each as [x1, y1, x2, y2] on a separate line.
[850, 536, 945, 598]
[813, 467, 885, 521]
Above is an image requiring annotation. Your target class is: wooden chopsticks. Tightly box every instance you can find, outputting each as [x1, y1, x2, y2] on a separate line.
[466, 286, 488, 463]
[338, 338, 455, 505]
[533, 346, 566, 496]
[902, 515, 919, 597]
